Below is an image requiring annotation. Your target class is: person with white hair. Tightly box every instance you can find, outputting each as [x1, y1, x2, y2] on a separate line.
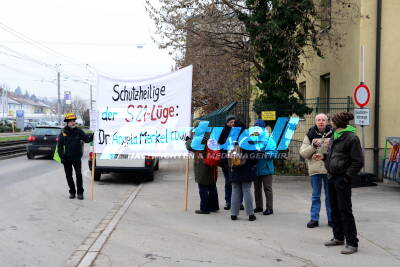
[299, 113, 333, 228]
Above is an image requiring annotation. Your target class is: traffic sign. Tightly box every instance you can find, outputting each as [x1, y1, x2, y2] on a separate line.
[354, 84, 370, 107]
[354, 108, 370, 126]
[261, 111, 276, 121]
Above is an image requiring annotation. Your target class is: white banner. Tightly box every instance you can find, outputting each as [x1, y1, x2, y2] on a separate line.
[94, 66, 192, 156]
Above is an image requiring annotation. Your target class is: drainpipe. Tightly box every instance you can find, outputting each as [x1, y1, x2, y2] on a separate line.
[374, 0, 382, 180]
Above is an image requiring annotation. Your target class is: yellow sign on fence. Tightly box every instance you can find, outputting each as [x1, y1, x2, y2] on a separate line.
[261, 111, 276, 121]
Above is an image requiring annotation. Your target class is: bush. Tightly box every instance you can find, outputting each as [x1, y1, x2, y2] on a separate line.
[0, 125, 12, 133]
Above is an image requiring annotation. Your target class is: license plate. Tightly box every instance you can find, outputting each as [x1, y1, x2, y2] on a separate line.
[118, 154, 129, 159]
[38, 147, 51, 151]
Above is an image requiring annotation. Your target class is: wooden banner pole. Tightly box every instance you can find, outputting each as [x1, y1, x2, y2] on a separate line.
[184, 155, 190, 211]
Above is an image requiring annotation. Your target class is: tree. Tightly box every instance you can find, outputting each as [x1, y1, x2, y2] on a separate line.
[71, 96, 88, 124]
[83, 109, 90, 127]
[30, 94, 37, 102]
[146, 0, 359, 118]
[14, 86, 22, 96]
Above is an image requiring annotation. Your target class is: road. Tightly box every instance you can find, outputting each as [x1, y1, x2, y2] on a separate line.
[0, 149, 137, 267]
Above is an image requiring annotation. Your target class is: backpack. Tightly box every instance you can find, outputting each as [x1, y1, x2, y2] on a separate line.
[228, 144, 246, 168]
[203, 139, 221, 167]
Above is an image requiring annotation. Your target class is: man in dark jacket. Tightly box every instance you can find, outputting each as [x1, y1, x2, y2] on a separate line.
[58, 113, 93, 200]
[314, 112, 363, 255]
[218, 114, 236, 210]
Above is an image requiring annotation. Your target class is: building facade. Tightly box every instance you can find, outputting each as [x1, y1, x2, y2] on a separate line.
[298, 0, 399, 177]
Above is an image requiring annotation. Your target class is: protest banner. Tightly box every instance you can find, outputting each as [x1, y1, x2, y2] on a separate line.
[94, 66, 193, 208]
[94, 66, 193, 156]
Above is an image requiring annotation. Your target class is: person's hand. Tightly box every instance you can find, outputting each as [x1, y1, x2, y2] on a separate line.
[312, 153, 324, 161]
[312, 139, 321, 147]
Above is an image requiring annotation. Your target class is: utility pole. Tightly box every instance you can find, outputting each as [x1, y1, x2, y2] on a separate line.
[90, 84, 93, 110]
[57, 70, 61, 125]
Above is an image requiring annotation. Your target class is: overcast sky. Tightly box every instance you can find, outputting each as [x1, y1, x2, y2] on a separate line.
[0, 0, 174, 103]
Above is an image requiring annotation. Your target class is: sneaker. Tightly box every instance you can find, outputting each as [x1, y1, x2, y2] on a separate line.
[240, 205, 245, 210]
[341, 245, 358, 254]
[77, 194, 84, 200]
[254, 207, 263, 213]
[307, 220, 319, 228]
[324, 238, 345, 247]
[231, 215, 237, 220]
[263, 209, 273, 215]
[224, 204, 231, 210]
[249, 215, 256, 221]
[69, 193, 76, 199]
[328, 221, 333, 227]
[195, 210, 210, 214]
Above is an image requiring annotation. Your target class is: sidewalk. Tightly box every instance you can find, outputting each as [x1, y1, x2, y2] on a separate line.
[91, 159, 400, 267]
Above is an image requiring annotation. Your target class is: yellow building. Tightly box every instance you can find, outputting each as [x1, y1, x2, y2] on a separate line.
[298, 0, 399, 178]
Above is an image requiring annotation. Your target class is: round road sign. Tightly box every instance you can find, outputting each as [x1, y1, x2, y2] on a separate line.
[354, 84, 370, 107]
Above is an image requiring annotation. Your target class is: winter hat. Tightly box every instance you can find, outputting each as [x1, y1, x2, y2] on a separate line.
[226, 114, 236, 123]
[331, 112, 354, 129]
[254, 119, 266, 128]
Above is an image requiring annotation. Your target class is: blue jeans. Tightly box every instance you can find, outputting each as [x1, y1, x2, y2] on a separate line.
[231, 182, 254, 216]
[310, 174, 332, 222]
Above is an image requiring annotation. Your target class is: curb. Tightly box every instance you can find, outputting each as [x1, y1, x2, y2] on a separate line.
[65, 184, 143, 267]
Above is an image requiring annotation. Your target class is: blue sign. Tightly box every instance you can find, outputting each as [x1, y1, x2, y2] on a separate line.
[16, 110, 24, 118]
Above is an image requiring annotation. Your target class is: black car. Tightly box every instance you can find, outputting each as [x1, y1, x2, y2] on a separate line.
[26, 126, 62, 159]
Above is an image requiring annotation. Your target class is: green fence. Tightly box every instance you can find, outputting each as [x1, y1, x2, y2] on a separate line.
[195, 100, 250, 127]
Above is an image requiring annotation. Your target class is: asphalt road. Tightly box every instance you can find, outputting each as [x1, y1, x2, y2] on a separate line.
[0, 150, 138, 267]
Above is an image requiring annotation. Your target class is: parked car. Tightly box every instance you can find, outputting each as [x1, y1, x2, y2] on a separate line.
[88, 144, 159, 182]
[24, 122, 36, 131]
[26, 126, 62, 159]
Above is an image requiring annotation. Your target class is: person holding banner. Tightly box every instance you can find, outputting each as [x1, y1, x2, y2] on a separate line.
[58, 113, 94, 200]
[186, 120, 219, 214]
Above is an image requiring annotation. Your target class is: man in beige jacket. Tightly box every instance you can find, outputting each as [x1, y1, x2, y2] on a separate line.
[300, 113, 333, 228]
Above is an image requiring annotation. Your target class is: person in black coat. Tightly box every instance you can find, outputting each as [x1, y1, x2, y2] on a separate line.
[58, 113, 93, 200]
[314, 112, 363, 255]
[218, 114, 236, 210]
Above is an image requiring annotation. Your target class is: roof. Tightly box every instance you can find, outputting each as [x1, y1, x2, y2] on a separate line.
[9, 96, 51, 108]
[195, 102, 238, 127]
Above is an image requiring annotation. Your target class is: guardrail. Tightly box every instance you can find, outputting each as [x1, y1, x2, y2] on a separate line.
[0, 140, 27, 160]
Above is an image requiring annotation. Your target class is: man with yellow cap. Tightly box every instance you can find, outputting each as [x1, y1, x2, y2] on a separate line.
[58, 113, 93, 200]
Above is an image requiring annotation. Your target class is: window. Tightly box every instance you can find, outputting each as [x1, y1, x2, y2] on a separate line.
[321, 0, 332, 29]
[299, 82, 306, 100]
[319, 73, 330, 114]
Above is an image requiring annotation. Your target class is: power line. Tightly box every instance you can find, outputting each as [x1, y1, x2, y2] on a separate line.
[0, 40, 147, 47]
[0, 21, 116, 78]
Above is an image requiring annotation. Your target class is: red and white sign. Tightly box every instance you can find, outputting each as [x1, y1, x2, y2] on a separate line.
[354, 84, 370, 107]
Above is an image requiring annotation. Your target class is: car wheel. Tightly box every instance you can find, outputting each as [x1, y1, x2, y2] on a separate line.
[146, 171, 154, 182]
[27, 152, 35, 159]
[94, 170, 101, 181]
[154, 160, 159, 171]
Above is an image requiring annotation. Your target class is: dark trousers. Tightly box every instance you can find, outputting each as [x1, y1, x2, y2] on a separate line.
[221, 164, 232, 205]
[63, 159, 84, 195]
[198, 183, 219, 212]
[254, 175, 273, 210]
[328, 175, 359, 247]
